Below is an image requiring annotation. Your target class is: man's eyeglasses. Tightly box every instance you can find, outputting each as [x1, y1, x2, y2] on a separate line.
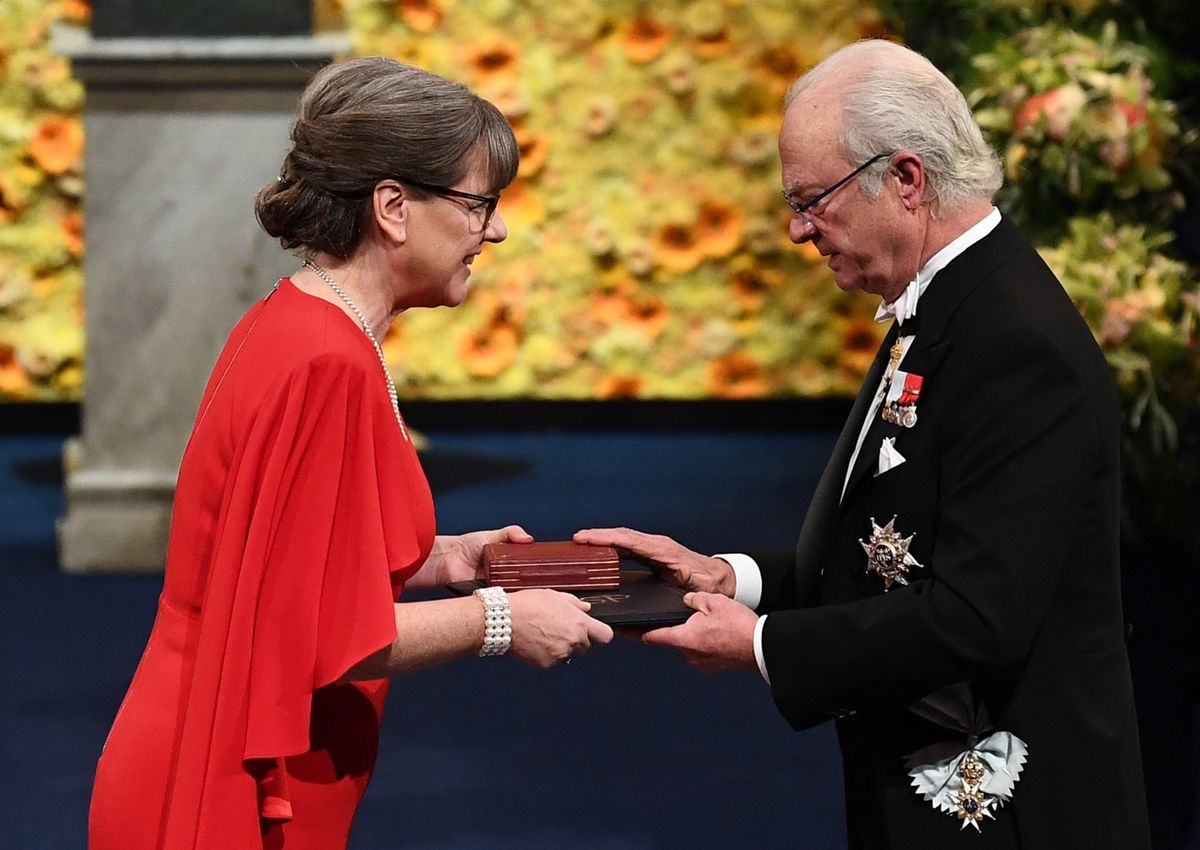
[782, 151, 896, 223]
[404, 179, 500, 233]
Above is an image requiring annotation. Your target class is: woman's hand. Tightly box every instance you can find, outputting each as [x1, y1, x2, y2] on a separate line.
[411, 526, 534, 588]
[508, 589, 614, 668]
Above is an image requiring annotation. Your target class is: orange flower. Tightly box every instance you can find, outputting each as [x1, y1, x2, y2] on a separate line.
[654, 222, 704, 273]
[839, 317, 885, 378]
[597, 374, 642, 399]
[468, 37, 520, 84]
[623, 15, 671, 64]
[515, 128, 549, 179]
[729, 264, 783, 312]
[692, 29, 732, 59]
[0, 346, 32, 399]
[61, 209, 84, 257]
[757, 45, 803, 85]
[29, 116, 83, 176]
[696, 199, 744, 258]
[396, 0, 441, 32]
[626, 294, 670, 341]
[59, 0, 92, 24]
[460, 318, 520, 378]
[590, 283, 631, 324]
[708, 351, 768, 399]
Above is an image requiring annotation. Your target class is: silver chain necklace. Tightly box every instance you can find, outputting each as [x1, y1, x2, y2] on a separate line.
[303, 258, 408, 442]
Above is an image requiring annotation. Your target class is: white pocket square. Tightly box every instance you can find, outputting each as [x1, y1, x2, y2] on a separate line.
[876, 437, 906, 476]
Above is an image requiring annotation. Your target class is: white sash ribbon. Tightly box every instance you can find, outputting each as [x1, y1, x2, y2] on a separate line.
[905, 730, 1029, 815]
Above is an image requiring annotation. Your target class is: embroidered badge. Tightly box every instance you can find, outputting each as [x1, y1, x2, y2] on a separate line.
[859, 516, 923, 590]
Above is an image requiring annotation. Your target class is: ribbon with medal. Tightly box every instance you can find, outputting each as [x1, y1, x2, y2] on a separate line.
[883, 370, 923, 428]
[877, 336, 925, 429]
[905, 683, 1029, 832]
[859, 513, 1030, 831]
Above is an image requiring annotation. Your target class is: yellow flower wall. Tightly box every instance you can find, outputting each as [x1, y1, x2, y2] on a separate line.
[353, 0, 889, 399]
[0, 0, 86, 400]
[0, 0, 888, 402]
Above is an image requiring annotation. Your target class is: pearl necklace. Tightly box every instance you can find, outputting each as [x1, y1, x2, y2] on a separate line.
[303, 258, 408, 442]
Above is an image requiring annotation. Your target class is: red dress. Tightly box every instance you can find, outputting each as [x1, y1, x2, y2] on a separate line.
[89, 279, 436, 850]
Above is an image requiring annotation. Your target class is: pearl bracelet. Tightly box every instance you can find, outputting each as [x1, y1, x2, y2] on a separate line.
[473, 586, 512, 657]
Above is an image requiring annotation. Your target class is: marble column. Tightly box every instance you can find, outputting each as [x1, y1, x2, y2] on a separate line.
[54, 27, 349, 572]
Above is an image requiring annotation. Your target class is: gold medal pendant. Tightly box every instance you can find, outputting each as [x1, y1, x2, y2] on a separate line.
[906, 731, 1029, 834]
[951, 753, 998, 831]
[859, 516, 923, 590]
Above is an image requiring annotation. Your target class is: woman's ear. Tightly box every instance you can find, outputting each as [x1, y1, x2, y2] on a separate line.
[889, 152, 927, 212]
[372, 180, 409, 245]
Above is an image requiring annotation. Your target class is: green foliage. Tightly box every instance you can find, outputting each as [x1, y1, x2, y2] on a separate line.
[885, 0, 1200, 557]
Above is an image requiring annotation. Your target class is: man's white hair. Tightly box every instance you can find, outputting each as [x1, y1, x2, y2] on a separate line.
[784, 40, 1002, 216]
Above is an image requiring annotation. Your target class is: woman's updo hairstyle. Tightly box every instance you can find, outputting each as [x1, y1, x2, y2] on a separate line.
[256, 56, 519, 258]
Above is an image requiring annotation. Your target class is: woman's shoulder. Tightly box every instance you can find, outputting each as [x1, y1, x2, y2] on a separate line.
[253, 277, 380, 368]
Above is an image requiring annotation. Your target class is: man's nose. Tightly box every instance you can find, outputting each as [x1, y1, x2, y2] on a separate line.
[789, 215, 815, 244]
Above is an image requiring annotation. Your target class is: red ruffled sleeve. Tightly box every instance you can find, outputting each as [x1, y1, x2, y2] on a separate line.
[160, 352, 434, 846]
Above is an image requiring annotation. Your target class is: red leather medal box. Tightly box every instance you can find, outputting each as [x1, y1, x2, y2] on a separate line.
[482, 541, 621, 591]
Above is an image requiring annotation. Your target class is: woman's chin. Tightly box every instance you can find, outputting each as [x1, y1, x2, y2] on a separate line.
[439, 278, 471, 308]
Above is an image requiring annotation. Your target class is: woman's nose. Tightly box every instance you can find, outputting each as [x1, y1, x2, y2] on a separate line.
[485, 209, 508, 243]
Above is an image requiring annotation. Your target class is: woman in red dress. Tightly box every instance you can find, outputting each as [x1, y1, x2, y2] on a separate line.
[88, 57, 613, 850]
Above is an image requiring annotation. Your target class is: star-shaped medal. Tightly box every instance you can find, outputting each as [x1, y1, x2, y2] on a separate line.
[952, 787, 998, 831]
[951, 753, 998, 831]
[859, 516, 923, 590]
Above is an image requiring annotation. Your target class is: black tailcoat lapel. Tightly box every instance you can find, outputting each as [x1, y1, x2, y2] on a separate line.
[787, 321, 898, 608]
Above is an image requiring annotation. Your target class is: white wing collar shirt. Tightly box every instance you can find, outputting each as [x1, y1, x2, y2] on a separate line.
[717, 207, 1002, 684]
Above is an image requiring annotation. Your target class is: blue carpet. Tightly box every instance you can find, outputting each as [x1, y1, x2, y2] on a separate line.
[6, 427, 1197, 848]
[0, 430, 849, 849]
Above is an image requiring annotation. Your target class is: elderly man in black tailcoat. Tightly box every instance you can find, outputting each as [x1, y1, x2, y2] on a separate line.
[578, 39, 1150, 849]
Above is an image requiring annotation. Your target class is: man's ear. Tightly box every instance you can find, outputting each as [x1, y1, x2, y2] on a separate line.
[890, 152, 927, 211]
[372, 180, 409, 245]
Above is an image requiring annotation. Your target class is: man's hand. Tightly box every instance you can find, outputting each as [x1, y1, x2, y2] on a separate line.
[642, 592, 758, 673]
[414, 526, 534, 588]
[573, 527, 737, 597]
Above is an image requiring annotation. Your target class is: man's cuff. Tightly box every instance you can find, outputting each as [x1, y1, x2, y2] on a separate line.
[753, 614, 770, 686]
[714, 552, 762, 609]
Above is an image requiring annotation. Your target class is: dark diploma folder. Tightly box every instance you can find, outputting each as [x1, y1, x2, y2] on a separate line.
[447, 569, 693, 628]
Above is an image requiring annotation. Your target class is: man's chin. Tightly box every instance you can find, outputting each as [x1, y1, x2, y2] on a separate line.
[832, 272, 861, 293]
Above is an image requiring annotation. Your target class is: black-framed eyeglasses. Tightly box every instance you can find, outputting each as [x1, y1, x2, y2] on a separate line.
[403, 179, 500, 233]
[782, 151, 896, 220]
